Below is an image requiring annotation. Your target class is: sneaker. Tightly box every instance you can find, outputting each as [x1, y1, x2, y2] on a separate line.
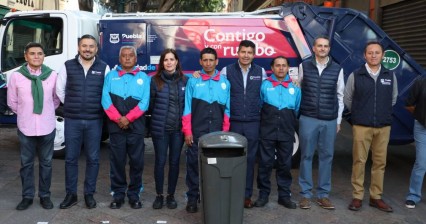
[152, 195, 164, 209]
[317, 197, 335, 210]
[129, 199, 142, 209]
[405, 200, 415, 209]
[166, 194, 177, 209]
[299, 197, 311, 209]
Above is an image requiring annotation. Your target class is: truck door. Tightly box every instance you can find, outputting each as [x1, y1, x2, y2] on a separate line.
[0, 14, 65, 81]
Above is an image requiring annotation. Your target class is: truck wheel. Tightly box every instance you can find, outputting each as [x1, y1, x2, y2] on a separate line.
[291, 131, 301, 168]
[53, 115, 66, 158]
[273, 131, 301, 169]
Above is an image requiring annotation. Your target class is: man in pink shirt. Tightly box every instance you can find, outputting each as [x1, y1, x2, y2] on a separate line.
[7, 42, 60, 210]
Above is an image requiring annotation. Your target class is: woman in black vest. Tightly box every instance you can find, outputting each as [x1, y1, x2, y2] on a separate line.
[149, 49, 187, 209]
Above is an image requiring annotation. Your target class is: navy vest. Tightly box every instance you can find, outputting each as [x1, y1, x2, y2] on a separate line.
[63, 55, 107, 120]
[351, 66, 394, 127]
[226, 63, 262, 122]
[300, 58, 340, 120]
[150, 74, 186, 137]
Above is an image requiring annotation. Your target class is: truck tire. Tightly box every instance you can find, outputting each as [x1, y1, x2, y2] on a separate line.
[273, 130, 301, 169]
[53, 115, 66, 158]
[291, 131, 301, 168]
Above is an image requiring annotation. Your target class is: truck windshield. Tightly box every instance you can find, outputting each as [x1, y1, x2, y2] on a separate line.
[1, 17, 63, 71]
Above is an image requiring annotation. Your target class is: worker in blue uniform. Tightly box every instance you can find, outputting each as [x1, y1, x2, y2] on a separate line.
[102, 45, 150, 209]
[254, 56, 301, 209]
[182, 47, 231, 213]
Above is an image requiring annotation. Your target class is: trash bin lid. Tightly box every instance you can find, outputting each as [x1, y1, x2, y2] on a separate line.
[198, 131, 247, 150]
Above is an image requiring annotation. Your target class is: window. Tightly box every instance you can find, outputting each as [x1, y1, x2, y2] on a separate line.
[1, 17, 63, 71]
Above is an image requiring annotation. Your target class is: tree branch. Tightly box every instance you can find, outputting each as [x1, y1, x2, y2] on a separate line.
[158, 0, 176, 12]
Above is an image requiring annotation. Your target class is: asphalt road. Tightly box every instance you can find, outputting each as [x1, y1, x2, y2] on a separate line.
[0, 121, 425, 224]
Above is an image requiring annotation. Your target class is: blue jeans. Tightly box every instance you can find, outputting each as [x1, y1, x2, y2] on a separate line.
[18, 129, 55, 198]
[230, 121, 260, 199]
[109, 132, 145, 201]
[298, 115, 336, 199]
[152, 131, 184, 195]
[407, 120, 426, 203]
[257, 139, 293, 199]
[64, 118, 102, 195]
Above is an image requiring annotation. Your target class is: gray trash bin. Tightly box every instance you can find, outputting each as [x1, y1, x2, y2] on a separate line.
[198, 131, 247, 224]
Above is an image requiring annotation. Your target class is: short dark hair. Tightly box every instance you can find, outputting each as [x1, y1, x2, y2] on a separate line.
[238, 40, 256, 52]
[24, 42, 44, 53]
[200, 47, 217, 59]
[78, 34, 97, 45]
[364, 41, 384, 53]
[313, 35, 330, 46]
[270, 56, 288, 67]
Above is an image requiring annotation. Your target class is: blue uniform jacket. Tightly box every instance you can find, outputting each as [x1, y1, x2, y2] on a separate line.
[182, 69, 230, 138]
[102, 65, 151, 134]
[260, 74, 301, 140]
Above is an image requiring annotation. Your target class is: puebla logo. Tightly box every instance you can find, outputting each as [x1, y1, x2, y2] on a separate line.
[110, 34, 119, 44]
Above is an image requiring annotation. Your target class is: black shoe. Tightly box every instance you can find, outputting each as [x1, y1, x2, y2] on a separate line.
[166, 194, 177, 209]
[84, 194, 97, 209]
[153, 195, 164, 209]
[40, 197, 54, 209]
[129, 200, 142, 209]
[186, 200, 198, 213]
[110, 198, 124, 209]
[405, 200, 416, 209]
[59, 194, 77, 209]
[16, 198, 33, 210]
[254, 197, 269, 207]
[278, 197, 297, 209]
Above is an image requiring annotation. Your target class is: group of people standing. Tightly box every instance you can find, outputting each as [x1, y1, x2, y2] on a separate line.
[6, 33, 426, 214]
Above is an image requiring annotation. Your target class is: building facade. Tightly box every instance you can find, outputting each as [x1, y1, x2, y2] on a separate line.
[0, 0, 59, 10]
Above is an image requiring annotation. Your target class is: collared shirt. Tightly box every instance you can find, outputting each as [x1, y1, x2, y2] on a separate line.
[7, 64, 60, 136]
[365, 63, 381, 77]
[298, 56, 345, 124]
[220, 61, 267, 89]
[56, 56, 110, 103]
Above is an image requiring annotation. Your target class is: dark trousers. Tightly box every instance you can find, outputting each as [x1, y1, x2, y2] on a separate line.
[0, 88, 7, 113]
[64, 118, 102, 195]
[18, 129, 55, 198]
[230, 121, 260, 198]
[257, 139, 293, 199]
[185, 137, 200, 201]
[152, 131, 184, 195]
[109, 132, 145, 201]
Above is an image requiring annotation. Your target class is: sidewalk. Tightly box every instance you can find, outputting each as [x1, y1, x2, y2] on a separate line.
[0, 132, 307, 224]
[1, 124, 425, 224]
